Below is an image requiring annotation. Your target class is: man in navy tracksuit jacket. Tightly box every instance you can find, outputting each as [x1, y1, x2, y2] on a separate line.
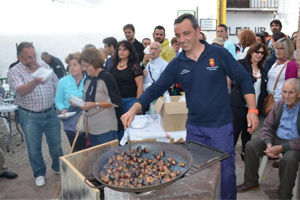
[121, 14, 258, 200]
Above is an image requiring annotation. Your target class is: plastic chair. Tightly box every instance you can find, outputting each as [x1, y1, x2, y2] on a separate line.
[258, 155, 299, 199]
[2, 71, 8, 78]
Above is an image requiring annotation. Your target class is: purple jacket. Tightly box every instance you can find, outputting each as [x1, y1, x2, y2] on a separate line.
[285, 60, 298, 80]
[260, 99, 300, 152]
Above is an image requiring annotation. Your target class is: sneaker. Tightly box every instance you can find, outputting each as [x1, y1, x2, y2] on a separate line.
[35, 176, 45, 187]
[52, 170, 59, 174]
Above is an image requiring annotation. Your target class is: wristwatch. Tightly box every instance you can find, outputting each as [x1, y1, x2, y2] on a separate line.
[96, 102, 99, 109]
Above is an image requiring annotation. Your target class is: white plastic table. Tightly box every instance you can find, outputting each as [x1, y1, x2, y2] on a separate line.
[120, 115, 186, 145]
[0, 104, 23, 152]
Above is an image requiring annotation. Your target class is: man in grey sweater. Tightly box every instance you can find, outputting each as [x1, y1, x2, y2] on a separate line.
[237, 78, 300, 199]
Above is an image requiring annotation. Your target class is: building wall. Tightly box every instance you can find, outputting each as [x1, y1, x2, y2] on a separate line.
[226, 0, 299, 44]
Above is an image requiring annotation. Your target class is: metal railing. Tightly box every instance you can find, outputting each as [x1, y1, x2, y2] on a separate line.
[227, 0, 279, 8]
[250, 0, 278, 8]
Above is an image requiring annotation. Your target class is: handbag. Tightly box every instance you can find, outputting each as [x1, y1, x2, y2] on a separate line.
[76, 108, 104, 133]
[76, 112, 87, 133]
[262, 93, 275, 116]
[262, 61, 288, 115]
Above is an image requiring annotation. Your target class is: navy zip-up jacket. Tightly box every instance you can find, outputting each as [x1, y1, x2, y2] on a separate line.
[137, 40, 255, 128]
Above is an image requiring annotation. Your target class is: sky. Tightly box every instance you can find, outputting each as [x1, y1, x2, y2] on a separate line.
[0, 0, 217, 71]
[0, 0, 298, 73]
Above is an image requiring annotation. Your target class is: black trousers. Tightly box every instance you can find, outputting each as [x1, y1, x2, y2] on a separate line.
[231, 105, 251, 153]
[65, 130, 88, 152]
[244, 137, 300, 199]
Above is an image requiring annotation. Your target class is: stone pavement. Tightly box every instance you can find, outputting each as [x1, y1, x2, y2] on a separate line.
[0, 115, 298, 199]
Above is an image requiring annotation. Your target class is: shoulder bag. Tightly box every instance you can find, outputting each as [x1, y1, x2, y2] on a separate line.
[76, 111, 87, 133]
[76, 109, 103, 133]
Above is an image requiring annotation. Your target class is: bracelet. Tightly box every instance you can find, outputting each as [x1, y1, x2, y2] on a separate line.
[96, 102, 99, 109]
[248, 109, 258, 115]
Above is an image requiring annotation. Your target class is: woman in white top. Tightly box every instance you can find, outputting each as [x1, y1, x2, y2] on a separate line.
[267, 37, 298, 102]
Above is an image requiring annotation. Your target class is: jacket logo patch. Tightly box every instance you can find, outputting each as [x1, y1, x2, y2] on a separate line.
[207, 58, 219, 71]
[209, 58, 215, 67]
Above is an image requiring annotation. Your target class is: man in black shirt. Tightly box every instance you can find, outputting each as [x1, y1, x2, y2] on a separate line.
[123, 24, 144, 65]
[103, 37, 118, 71]
[41, 52, 66, 79]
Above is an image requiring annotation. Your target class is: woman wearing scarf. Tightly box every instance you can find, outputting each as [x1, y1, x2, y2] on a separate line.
[55, 52, 87, 152]
[267, 37, 298, 102]
[78, 47, 124, 146]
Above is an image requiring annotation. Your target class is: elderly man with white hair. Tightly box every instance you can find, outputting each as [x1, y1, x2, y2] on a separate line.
[237, 78, 300, 199]
[143, 41, 168, 90]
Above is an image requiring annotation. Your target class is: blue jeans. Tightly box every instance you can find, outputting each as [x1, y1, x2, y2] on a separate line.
[18, 107, 63, 178]
[186, 123, 237, 200]
[121, 97, 136, 113]
[88, 130, 118, 147]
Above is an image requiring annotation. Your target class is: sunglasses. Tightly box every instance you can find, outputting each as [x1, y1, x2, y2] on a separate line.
[255, 51, 264, 55]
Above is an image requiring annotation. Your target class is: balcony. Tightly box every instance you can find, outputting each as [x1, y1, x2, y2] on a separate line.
[227, 0, 278, 12]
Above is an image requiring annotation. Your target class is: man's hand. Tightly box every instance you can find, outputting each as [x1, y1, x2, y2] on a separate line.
[143, 70, 148, 77]
[120, 103, 142, 130]
[265, 143, 272, 152]
[17, 77, 45, 96]
[121, 110, 135, 130]
[244, 94, 258, 133]
[264, 144, 282, 158]
[246, 112, 259, 133]
[35, 77, 45, 84]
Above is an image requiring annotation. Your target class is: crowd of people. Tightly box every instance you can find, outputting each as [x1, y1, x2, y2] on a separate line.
[0, 14, 299, 200]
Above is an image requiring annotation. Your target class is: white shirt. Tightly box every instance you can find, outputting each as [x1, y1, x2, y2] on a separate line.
[143, 56, 168, 84]
[253, 69, 261, 105]
[267, 62, 286, 102]
[236, 46, 250, 60]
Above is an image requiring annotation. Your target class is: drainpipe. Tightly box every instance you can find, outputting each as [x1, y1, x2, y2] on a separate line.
[217, 0, 227, 25]
[220, 0, 227, 24]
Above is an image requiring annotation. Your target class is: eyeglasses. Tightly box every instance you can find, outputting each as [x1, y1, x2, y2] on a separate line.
[275, 47, 285, 51]
[81, 64, 91, 68]
[255, 51, 264, 55]
[22, 53, 37, 61]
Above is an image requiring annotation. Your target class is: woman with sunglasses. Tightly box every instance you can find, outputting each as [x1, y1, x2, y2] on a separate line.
[230, 43, 269, 161]
[267, 37, 298, 103]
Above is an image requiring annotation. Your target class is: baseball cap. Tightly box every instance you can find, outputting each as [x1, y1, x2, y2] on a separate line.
[212, 37, 224, 46]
